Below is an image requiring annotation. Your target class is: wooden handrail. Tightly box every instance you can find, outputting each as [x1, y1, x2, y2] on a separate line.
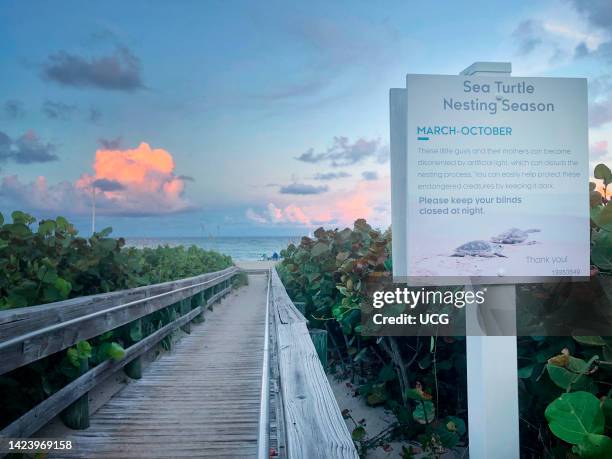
[0, 284, 233, 441]
[0, 266, 239, 376]
[270, 269, 358, 459]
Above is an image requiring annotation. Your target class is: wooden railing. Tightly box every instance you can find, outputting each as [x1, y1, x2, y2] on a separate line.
[0, 266, 239, 439]
[270, 269, 359, 459]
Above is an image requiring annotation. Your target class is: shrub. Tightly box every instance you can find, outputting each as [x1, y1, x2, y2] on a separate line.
[0, 211, 234, 428]
[278, 219, 468, 455]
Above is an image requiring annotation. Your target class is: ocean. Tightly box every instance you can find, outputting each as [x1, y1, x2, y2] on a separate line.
[125, 236, 302, 261]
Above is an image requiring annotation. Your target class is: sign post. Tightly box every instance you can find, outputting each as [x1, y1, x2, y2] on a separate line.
[389, 61, 589, 458]
[461, 63, 519, 459]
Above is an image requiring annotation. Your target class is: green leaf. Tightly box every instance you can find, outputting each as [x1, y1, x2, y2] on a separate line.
[353, 347, 368, 362]
[545, 391, 605, 445]
[377, 364, 396, 383]
[418, 354, 432, 370]
[594, 163, 612, 185]
[105, 342, 125, 360]
[129, 322, 143, 342]
[54, 278, 72, 298]
[366, 384, 387, 406]
[351, 426, 366, 441]
[572, 434, 612, 458]
[336, 285, 349, 296]
[311, 242, 329, 257]
[55, 216, 69, 230]
[0, 212, 4, 225]
[413, 400, 435, 424]
[97, 227, 113, 237]
[67, 348, 80, 367]
[5, 223, 32, 238]
[37, 220, 56, 235]
[600, 205, 612, 228]
[11, 211, 34, 225]
[546, 357, 595, 391]
[574, 336, 606, 346]
[76, 340, 92, 359]
[602, 397, 612, 429]
[592, 231, 612, 271]
[445, 416, 466, 437]
[518, 364, 536, 379]
[405, 388, 430, 401]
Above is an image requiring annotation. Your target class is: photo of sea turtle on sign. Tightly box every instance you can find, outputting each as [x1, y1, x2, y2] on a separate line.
[451, 240, 507, 258]
[490, 227, 541, 245]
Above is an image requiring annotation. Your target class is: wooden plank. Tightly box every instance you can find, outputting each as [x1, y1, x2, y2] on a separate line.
[270, 269, 358, 459]
[206, 286, 231, 306]
[0, 267, 236, 338]
[37, 274, 268, 459]
[0, 268, 237, 375]
[0, 306, 203, 439]
[270, 270, 306, 325]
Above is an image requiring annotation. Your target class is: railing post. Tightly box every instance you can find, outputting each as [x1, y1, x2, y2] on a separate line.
[192, 291, 205, 323]
[60, 356, 90, 429]
[124, 318, 143, 379]
[180, 298, 191, 333]
[309, 329, 328, 368]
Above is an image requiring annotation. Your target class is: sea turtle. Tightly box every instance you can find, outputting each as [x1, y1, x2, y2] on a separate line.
[451, 240, 507, 257]
[490, 227, 540, 245]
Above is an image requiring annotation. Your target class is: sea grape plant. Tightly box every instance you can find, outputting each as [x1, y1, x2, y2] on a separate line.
[0, 211, 234, 429]
[278, 219, 468, 455]
[591, 163, 612, 274]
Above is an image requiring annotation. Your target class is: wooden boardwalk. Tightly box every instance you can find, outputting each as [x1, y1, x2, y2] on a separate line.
[49, 274, 268, 459]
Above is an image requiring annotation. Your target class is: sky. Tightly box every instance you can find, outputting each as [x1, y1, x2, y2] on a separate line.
[0, 0, 611, 237]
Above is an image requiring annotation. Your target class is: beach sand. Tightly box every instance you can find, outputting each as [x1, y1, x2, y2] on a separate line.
[329, 375, 464, 458]
[410, 242, 551, 278]
[234, 259, 278, 271]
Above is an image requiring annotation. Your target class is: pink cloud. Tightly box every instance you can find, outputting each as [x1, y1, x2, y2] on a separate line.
[246, 174, 390, 228]
[1, 142, 193, 216]
[591, 140, 608, 159]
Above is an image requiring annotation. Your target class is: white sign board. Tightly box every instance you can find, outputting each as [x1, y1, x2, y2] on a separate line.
[401, 74, 589, 283]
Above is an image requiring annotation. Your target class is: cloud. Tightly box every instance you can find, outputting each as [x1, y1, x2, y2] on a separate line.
[246, 176, 390, 228]
[89, 107, 102, 124]
[361, 171, 378, 181]
[13, 131, 59, 163]
[564, 1, 612, 60]
[75, 142, 192, 215]
[569, 1, 612, 34]
[42, 100, 77, 120]
[1, 142, 194, 216]
[279, 183, 328, 195]
[177, 174, 195, 182]
[4, 100, 25, 119]
[0, 130, 59, 164]
[246, 208, 268, 224]
[98, 137, 122, 149]
[313, 171, 351, 180]
[574, 41, 590, 58]
[247, 203, 313, 226]
[591, 140, 608, 159]
[252, 80, 329, 101]
[589, 97, 612, 127]
[296, 136, 386, 167]
[92, 178, 125, 191]
[0, 175, 90, 214]
[508, 6, 606, 74]
[513, 20, 544, 55]
[0, 132, 11, 161]
[42, 47, 143, 91]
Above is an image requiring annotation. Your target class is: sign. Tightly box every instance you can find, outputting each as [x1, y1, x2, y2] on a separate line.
[399, 74, 589, 283]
